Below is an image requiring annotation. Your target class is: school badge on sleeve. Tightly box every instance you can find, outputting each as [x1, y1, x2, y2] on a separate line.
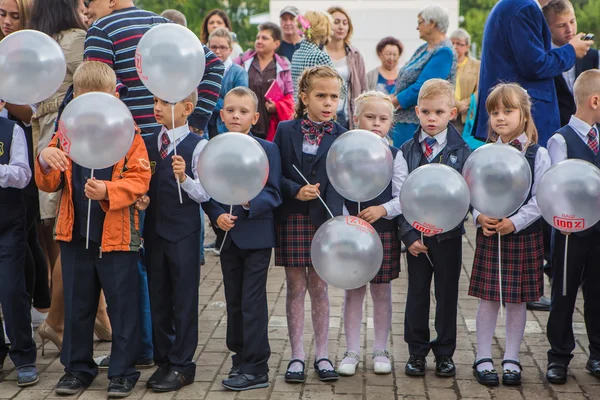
[0, 142, 4, 156]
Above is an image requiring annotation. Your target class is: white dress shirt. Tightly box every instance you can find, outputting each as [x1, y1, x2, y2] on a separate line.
[547, 116, 599, 165]
[472, 133, 551, 233]
[419, 128, 448, 162]
[0, 123, 32, 189]
[157, 123, 210, 204]
[342, 137, 408, 219]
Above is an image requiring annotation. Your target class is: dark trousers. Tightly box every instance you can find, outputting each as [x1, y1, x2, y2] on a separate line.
[60, 237, 140, 385]
[220, 243, 271, 375]
[24, 193, 50, 309]
[547, 231, 600, 365]
[146, 232, 200, 377]
[404, 236, 462, 357]
[0, 213, 36, 368]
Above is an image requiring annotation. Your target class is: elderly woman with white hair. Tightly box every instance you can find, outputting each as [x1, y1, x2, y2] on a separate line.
[450, 28, 481, 136]
[390, 5, 457, 147]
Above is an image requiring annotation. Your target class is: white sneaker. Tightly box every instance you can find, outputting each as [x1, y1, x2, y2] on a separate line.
[31, 309, 48, 329]
[373, 350, 392, 374]
[338, 351, 360, 376]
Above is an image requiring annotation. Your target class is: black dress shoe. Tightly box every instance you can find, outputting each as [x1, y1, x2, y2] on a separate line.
[546, 362, 568, 384]
[55, 373, 87, 395]
[107, 377, 135, 398]
[586, 359, 600, 378]
[405, 355, 426, 376]
[435, 356, 456, 377]
[221, 373, 269, 391]
[472, 358, 499, 386]
[228, 365, 240, 378]
[147, 366, 170, 388]
[526, 296, 551, 311]
[284, 359, 305, 383]
[501, 360, 522, 386]
[313, 358, 338, 381]
[151, 370, 194, 392]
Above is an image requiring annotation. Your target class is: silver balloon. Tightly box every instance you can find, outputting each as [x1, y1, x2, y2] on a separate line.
[537, 159, 600, 232]
[135, 24, 206, 103]
[400, 164, 470, 234]
[197, 133, 269, 205]
[326, 129, 394, 202]
[311, 216, 383, 290]
[0, 30, 66, 105]
[462, 143, 532, 219]
[58, 93, 135, 169]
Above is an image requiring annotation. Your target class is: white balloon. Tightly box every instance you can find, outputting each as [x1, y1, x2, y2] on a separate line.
[537, 159, 600, 232]
[197, 133, 269, 205]
[0, 30, 66, 105]
[326, 129, 394, 202]
[311, 216, 383, 290]
[400, 164, 471, 234]
[58, 93, 135, 170]
[135, 24, 206, 103]
[462, 143, 532, 219]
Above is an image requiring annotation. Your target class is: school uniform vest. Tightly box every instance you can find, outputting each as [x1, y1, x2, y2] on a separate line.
[71, 164, 112, 244]
[555, 49, 599, 127]
[0, 118, 24, 215]
[509, 144, 542, 236]
[556, 124, 600, 235]
[144, 132, 201, 242]
[345, 146, 399, 232]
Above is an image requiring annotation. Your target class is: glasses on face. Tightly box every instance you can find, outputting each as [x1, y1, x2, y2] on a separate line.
[452, 41, 468, 48]
[83, 0, 95, 7]
[209, 45, 230, 52]
[382, 53, 400, 59]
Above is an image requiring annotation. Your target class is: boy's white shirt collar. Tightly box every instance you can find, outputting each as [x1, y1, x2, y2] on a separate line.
[569, 115, 596, 138]
[419, 128, 448, 144]
[162, 123, 190, 143]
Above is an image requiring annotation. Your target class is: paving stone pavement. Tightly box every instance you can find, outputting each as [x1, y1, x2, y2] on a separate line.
[1, 221, 599, 399]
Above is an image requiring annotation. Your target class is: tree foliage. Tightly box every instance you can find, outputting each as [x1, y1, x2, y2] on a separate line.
[136, 0, 269, 50]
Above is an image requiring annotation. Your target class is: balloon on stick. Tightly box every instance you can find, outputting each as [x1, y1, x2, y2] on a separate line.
[0, 30, 67, 105]
[537, 159, 600, 295]
[311, 216, 383, 289]
[197, 133, 269, 252]
[326, 129, 393, 208]
[58, 92, 135, 249]
[462, 143, 532, 315]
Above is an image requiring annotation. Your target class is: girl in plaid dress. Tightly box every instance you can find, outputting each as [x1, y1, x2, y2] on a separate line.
[469, 83, 551, 387]
[338, 92, 407, 376]
[273, 66, 346, 383]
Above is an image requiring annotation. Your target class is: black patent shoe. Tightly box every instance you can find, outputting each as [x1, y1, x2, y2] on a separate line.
[55, 373, 87, 395]
[405, 355, 426, 376]
[107, 377, 135, 398]
[546, 362, 568, 384]
[314, 358, 338, 381]
[472, 358, 499, 386]
[501, 360, 522, 386]
[147, 366, 170, 388]
[284, 359, 305, 383]
[150, 370, 194, 392]
[586, 359, 600, 378]
[435, 356, 456, 377]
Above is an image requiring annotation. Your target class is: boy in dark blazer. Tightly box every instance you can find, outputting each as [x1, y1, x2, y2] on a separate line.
[203, 87, 282, 391]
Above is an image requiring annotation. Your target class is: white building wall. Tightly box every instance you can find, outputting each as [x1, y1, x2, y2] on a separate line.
[269, 0, 460, 71]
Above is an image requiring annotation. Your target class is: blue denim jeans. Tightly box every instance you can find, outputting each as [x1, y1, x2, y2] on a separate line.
[137, 211, 153, 359]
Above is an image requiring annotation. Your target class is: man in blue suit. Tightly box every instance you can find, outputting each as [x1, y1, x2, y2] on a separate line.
[473, 0, 593, 146]
[202, 87, 282, 392]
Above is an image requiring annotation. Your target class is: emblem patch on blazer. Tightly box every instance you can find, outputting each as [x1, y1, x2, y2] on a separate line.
[150, 161, 156, 175]
[450, 155, 457, 164]
[0, 142, 3, 156]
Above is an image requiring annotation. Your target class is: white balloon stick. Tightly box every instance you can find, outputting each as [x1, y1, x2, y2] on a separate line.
[421, 232, 434, 267]
[563, 234, 569, 296]
[292, 165, 334, 219]
[498, 232, 504, 318]
[86, 168, 94, 250]
[172, 104, 183, 204]
[218, 205, 234, 254]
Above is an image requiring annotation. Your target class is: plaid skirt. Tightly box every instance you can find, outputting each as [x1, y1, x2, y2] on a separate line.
[371, 230, 401, 284]
[275, 213, 317, 267]
[468, 229, 544, 303]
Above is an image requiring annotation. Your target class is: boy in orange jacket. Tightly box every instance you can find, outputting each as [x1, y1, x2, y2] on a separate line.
[35, 61, 151, 398]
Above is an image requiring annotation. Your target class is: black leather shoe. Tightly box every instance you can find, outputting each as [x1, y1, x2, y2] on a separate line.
[55, 373, 87, 395]
[405, 355, 426, 376]
[221, 373, 269, 391]
[435, 356, 456, 377]
[313, 358, 338, 381]
[147, 366, 170, 388]
[546, 362, 568, 384]
[501, 360, 522, 386]
[586, 359, 600, 378]
[107, 377, 135, 398]
[472, 358, 499, 386]
[526, 296, 551, 311]
[284, 359, 305, 383]
[228, 365, 240, 379]
[151, 370, 194, 392]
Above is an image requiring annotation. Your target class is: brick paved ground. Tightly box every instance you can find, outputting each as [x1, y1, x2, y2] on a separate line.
[1, 221, 599, 399]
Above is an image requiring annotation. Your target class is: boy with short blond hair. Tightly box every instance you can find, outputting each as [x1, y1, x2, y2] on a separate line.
[36, 61, 151, 397]
[546, 69, 600, 384]
[400, 78, 471, 378]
